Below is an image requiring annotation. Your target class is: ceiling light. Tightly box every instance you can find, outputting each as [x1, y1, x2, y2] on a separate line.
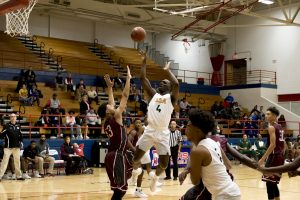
[259, 0, 274, 5]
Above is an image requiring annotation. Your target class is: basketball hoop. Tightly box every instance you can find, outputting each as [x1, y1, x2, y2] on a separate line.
[4, 0, 37, 37]
[182, 38, 191, 53]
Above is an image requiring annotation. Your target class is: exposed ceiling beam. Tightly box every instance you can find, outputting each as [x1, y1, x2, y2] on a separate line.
[291, 4, 300, 22]
[277, 0, 289, 20]
[124, 3, 206, 8]
[217, 23, 289, 27]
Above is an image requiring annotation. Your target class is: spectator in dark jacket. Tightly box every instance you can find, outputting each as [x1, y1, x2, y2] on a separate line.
[36, 134, 55, 176]
[55, 72, 64, 90]
[60, 136, 81, 175]
[24, 67, 36, 81]
[0, 113, 23, 180]
[21, 141, 44, 178]
[80, 95, 90, 115]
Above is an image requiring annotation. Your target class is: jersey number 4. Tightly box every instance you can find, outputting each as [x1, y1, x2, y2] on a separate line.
[156, 105, 162, 112]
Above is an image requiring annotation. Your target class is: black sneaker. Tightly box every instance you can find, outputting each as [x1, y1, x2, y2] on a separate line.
[17, 177, 25, 181]
[173, 177, 178, 181]
[164, 177, 171, 180]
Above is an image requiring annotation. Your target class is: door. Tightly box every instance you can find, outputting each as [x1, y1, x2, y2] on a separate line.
[224, 59, 247, 86]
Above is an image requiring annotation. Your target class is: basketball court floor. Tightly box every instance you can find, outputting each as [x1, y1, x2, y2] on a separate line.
[0, 165, 299, 200]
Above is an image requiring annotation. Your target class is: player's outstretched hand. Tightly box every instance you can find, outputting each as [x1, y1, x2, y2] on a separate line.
[179, 170, 189, 185]
[104, 74, 114, 88]
[288, 171, 298, 178]
[163, 61, 171, 71]
[258, 158, 265, 167]
[127, 65, 132, 80]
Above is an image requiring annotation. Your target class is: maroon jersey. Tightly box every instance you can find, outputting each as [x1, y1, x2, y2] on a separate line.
[104, 117, 127, 152]
[267, 123, 285, 155]
[131, 130, 139, 147]
[210, 135, 228, 153]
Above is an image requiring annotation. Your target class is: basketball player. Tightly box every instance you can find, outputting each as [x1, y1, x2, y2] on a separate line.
[127, 118, 151, 198]
[97, 66, 132, 200]
[258, 107, 285, 200]
[184, 109, 241, 200]
[131, 51, 179, 192]
[180, 116, 258, 200]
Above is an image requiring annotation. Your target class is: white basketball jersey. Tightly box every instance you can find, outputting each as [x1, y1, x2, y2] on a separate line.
[198, 138, 240, 198]
[147, 93, 174, 130]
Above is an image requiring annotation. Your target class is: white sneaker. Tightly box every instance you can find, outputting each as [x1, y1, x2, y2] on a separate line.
[149, 171, 158, 192]
[131, 168, 142, 186]
[85, 135, 90, 140]
[156, 181, 163, 187]
[134, 189, 148, 198]
[2, 174, 11, 180]
[34, 172, 42, 178]
[22, 173, 31, 179]
[11, 174, 16, 180]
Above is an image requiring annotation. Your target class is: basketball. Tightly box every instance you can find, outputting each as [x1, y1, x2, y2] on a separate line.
[131, 27, 146, 42]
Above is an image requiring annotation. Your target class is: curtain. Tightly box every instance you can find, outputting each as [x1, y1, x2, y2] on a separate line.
[210, 54, 224, 86]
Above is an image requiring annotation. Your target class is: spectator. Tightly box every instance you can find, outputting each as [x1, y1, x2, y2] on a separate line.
[48, 108, 63, 138]
[294, 135, 300, 159]
[129, 84, 137, 101]
[45, 93, 65, 115]
[165, 120, 182, 181]
[250, 105, 258, 115]
[21, 141, 43, 178]
[64, 72, 74, 92]
[224, 92, 234, 104]
[24, 66, 36, 81]
[19, 84, 32, 106]
[55, 72, 64, 90]
[259, 106, 265, 120]
[73, 143, 91, 173]
[232, 102, 241, 119]
[179, 98, 191, 117]
[249, 110, 260, 137]
[238, 134, 256, 159]
[87, 86, 99, 105]
[96, 75, 107, 92]
[278, 114, 287, 129]
[285, 138, 295, 162]
[210, 101, 219, 116]
[36, 108, 51, 127]
[254, 134, 266, 159]
[29, 85, 40, 106]
[60, 136, 81, 175]
[217, 101, 224, 114]
[114, 74, 124, 90]
[27, 75, 37, 91]
[36, 134, 55, 176]
[86, 108, 100, 138]
[76, 85, 87, 101]
[80, 95, 90, 116]
[65, 110, 82, 139]
[76, 79, 86, 90]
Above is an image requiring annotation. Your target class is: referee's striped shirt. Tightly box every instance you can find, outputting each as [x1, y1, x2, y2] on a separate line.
[169, 129, 183, 147]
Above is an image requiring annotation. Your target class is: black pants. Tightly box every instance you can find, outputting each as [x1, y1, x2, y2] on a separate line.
[165, 145, 179, 178]
[62, 156, 81, 175]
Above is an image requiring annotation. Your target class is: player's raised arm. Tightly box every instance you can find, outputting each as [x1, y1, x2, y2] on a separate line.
[140, 50, 156, 99]
[258, 126, 276, 166]
[104, 74, 115, 107]
[115, 66, 131, 119]
[259, 156, 300, 174]
[163, 61, 179, 105]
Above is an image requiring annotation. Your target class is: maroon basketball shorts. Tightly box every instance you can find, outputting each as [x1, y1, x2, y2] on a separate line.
[262, 153, 284, 184]
[105, 150, 133, 191]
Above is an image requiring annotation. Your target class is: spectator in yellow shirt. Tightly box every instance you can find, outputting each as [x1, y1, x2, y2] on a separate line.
[19, 84, 32, 106]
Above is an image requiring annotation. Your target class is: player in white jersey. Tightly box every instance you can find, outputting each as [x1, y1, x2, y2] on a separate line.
[131, 50, 179, 193]
[185, 109, 241, 200]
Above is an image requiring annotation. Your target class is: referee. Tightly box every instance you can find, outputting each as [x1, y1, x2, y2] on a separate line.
[0, 113, 23, 181]
[165, 120, 182, 181]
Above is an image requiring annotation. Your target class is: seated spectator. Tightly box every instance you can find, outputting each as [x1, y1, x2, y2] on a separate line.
[249, 110, 260, 137]
[80, 95, 90, 116]
[19, 84, 33, 106]
[294, 135, 300, 159]
[87, 86, 98, 105]
[29, 85, 41, 106]
[232, 102, 241, 120]
[55, 72, 64, 90]
[218, 101, 224, 113]
[45, 93, 65, 115]
[24, 66, 36, 82]
[36, 108, 51, 127]
[73, 143, 92, 174]
[259, 106, 265, 120]
[285, 138, 295, 162]
[134, 89, 142, 102]
[114, 74, 124, 90]
[36, 134, 55, 176]
[65, 110, 82, 139]
[21, 141, 43, 178]
[76, 85, 88, 101]
[179, 98, 191, 117]
[60, 136, 81, 175]
[129, 84, 137, 101]
[48, 108, 63, 138]
[27, 75, 37, 91]
[86, 108, 100, 138]
[238, 134, 256, 159]
[210, 101, 219, 116]
[254, 134, 266, 159]
[64, 72, 74, 92]
[250, 105, 258, 115]
[224, 92, 234, 105]
[76, 79, 86, 90]
[278, 114, 287, 129]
